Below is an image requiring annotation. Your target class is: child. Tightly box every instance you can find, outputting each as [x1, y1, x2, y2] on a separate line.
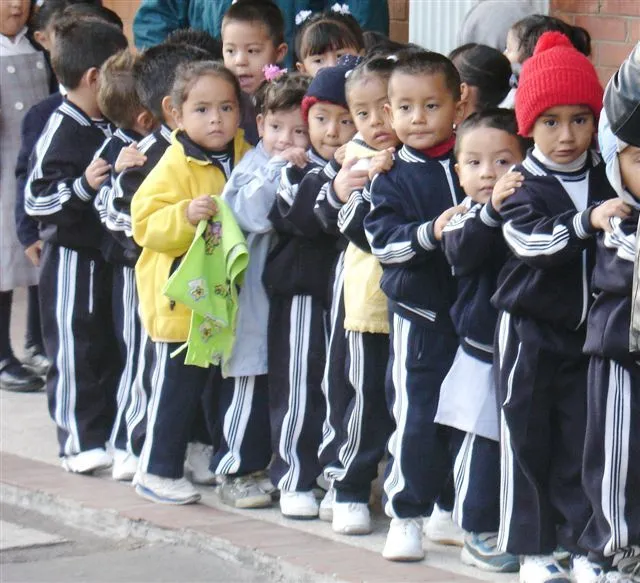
[264, 60, 357, 519]
[579, 114, 639, 581]
[24, 18, 128, 472]
[492, 32, 625, 583]
[218, 69, 310, 509]
[131, 61, 252, 505]
[294, 9, 364, 77]
[363, 50, 466, 561]
[1, 0, 51, 393]
[437, 109, 525, 573]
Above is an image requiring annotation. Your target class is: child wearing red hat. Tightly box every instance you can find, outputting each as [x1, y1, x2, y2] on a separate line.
[491, 32, 631, 583]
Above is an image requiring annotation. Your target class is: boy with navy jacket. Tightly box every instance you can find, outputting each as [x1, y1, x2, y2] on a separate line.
[24, 19, 128, 474]
[364, 51, 466, 562]
[491, 32, 627, 583]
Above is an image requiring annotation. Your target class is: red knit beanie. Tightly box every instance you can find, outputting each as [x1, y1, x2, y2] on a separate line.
[515, 31, 603, 136]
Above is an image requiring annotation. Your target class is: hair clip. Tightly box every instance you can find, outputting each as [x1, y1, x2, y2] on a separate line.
[331, 3, 350, 15]
[295, 10, 313, 25]
[263, 64, 288, 82]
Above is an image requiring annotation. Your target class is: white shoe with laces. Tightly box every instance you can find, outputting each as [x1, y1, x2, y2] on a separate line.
[135, 472, 201, 505]
[382, 517, 425, 562]
[111, 449, 139, 481]
[62, 448, 112, 475]
[279, 490, 319, 519]
[519, 555, 571, 583]
[184, 442, 216, 485]
[614, 556, 640, 582]
[571, 555, 604, 583]
[319, 486, 335, 522]
[424, 504, 464, 547]
[332, 501, 371, 535]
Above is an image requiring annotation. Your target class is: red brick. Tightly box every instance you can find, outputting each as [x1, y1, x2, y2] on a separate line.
[629, 17, 640, 40]
[596, 41, 635, 67]
[388, 0, 408, 22]
[601, 0, 640, 16]
[552, 10, 577, 24]
[551, 0, 599, 14]
[575, 15, 627, 41]
[389, 20, 408, 43]
[597, 66, 618, 85]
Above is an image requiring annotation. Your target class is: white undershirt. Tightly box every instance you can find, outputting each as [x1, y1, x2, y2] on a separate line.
[0, 27, 36, 56]
[532, 146, 590, 211]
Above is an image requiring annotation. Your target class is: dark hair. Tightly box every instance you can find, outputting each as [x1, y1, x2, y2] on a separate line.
[55, 2, 123, 30]
[31, 0, 72, 32]
[510, 14, 591, 62]
[51, 18, 127, 89]
[455, 108, 527, 158]
[363, 31, 410, 57]
[253, 72, 310, 115]
[222, 0, 285, 46]
[390, 50, 461, 101]
[165, 28, 222, 59]
[449, 43, 511, 111]
[345, 55, 395, 102]
[294, 10, 364, 61]
[134, 43, 209, 122]
[98, 50, 143, 129]
[171, 61, 241, 111]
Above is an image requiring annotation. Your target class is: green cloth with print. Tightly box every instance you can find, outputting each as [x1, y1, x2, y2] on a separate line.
[163, 198, 248, 373]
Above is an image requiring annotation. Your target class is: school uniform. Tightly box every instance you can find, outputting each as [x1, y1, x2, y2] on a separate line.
[492, 148, 616, 555]
[580, 213, 640, 567]
[263, 149, 341, 492]
[24, 99, 120, 457]
[364, 144, 464, 519]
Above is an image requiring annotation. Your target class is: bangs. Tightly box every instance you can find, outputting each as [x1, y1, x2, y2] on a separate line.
[298, 21, 360, 59]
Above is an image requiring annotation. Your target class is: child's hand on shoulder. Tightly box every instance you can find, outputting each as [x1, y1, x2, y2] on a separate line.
[369, 148, 395, 181]
[491, 170, 524, 211]
[85, 158, 111, 190]
[24, 240, 43, 267]
[334, 144, 348, 166]
[186, 195, 218, 226]
[114, 144, 147, 174]
[278, 147, 308, 168]
[434, 204, 467, 241]
[589, 198, 632, 232]
[333, 158, 370, 203]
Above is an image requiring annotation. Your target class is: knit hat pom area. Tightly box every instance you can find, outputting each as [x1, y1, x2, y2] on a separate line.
[515, 31, 604, 137]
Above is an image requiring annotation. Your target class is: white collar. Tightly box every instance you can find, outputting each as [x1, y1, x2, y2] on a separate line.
[532, 146, 588, 174]
[0, 27, 36, 57]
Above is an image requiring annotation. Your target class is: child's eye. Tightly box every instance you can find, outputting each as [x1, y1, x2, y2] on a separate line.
[315, 115, 324, 122]
[311, 58, 323, 65]
[426, 103, 438, 110]
[249, 48, 261, 55]
[544, 119, 557, 128]
[295, 129, 307, 135]
[342, 119, 354, 126]
[357, 111, 367, 118]
[196, 106, 207, 114]
[466, 159, 479, 166]
[222, 105, 233, 112]
[270, 124, 279, 130]
[399, 105, 410, 112]
[574, 116, 588, 125]
[224, 48, 234, 55]
[496, 159, 509, 165]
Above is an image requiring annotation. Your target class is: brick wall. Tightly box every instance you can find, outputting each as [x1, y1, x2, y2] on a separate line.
[551, 0, 638, 85]
[388, 0, 409, 43]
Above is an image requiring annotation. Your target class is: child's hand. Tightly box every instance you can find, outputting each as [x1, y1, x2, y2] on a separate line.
[491, 170, 523, 211]
[186, 195, 218, 226]
[333, 158, 370, 203]
[369, 148, 395, 181]
[85, 158, 111, 190]
[279, 147, 308, 168]
[334, 144, 348, 166]
[114, 144, 147, 174]
[24, 240, 43, 267]
[434, 204, 467, 241]
[590, 199, 632, 232]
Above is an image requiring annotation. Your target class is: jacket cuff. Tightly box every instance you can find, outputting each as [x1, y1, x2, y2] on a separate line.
[326, 182, 344, 209]
[416, 221, 438, 251]
[74, 175, 98, 202]
[323, 157, 341, 180]
[480, 199, 502, 228]
[573, 208, 597, 239]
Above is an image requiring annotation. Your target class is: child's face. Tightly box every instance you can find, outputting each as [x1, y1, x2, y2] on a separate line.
[0, 0, 30, 39]
[222, 21, 287, 95]
[173, 74, 240, 151]
[531, 105, 595, 165]
[297, 46, 361, 78]
[387, 72, 463, 151]
[258, 107, 309, 157]
[348, 76, 399, 151]
[455, 127, 524, 204]
[504, 29, 522, 65]
[307, 102, 355, 160]
[619, 145, 640, 200]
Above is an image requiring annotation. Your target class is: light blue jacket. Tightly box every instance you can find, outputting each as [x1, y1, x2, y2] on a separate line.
[221, 141, 286, 377]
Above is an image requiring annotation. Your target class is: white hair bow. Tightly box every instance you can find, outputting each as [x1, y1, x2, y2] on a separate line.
[331, 3, 350, 15]
[295, 10, 313, 25]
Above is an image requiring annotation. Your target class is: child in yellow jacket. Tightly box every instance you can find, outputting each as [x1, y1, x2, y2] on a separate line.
[132, 61, 251, 505]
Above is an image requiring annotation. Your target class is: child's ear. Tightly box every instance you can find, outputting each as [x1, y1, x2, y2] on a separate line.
[256, 113, 265, 138]
[276, 43, 288, 64]
[33, 30, 50, 51]
[453, 97, 466, 127]
[86, 67, 100, 90]
[161, 95, 179, 127]
[137, 109, 156, 134]
[296, 61, 306, 74]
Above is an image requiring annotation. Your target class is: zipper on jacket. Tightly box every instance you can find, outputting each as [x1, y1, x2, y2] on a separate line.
[88, 260, 95, 314]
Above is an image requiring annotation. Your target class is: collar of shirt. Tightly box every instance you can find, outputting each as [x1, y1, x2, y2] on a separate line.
[0, 28, 36, 56]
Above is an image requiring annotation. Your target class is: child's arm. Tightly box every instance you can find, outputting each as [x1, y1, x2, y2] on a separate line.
[338, 182, 374, 252]
[596, 216, 637, 294]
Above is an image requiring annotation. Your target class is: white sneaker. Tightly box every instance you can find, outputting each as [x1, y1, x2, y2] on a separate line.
[519, 555, 571, 583]
[571, 555, 604, 583]
[135, 472, 201, 505]
[382, 517, 425, 562]
[62, 448, 112, 474]
[279, 490, 319, 519]
[424, 504, 464, 547]
[332, 501, 371, 535]
[319, 486, 335, 522]
[184, 442, 216, 485]
[615, 556, 640, 582]
[111, 449, 139, 481]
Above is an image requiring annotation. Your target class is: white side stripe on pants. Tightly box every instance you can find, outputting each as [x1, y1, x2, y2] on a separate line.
[453, 432, 475, 528]
[125, 322, 149, 452]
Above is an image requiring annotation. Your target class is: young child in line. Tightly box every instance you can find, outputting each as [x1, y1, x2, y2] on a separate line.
[579, 114, 640, 582]
[131, 61, 252, 505]
[1, 0, 51, 393]
[436, 109, 525, 574]
[315, 55, 398, 535]
[218, 70, 310, 510]
[363, 50, 466, 562]
[264, 61, 357, 519]
[24, 17, 128, 473]
[294, 8, 364, 77]
[221, 0, 288, 145]
[492, 32, 625, 583]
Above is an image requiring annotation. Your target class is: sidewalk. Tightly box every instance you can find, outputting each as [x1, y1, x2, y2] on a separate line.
[3, 290, 517, 582]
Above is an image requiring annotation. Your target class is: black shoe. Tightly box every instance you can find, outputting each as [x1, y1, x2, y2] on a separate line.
[0, 358, 45, 393]
[22, 345, 50, 377]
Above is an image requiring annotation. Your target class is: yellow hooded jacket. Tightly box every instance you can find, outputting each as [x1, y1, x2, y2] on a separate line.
[131, 130, 251, 343]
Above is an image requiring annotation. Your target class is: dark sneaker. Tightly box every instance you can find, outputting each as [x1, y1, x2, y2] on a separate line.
[22, 345, 50, 377]
[461, 532, 520, 573]
[0, 358, 44, 392]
